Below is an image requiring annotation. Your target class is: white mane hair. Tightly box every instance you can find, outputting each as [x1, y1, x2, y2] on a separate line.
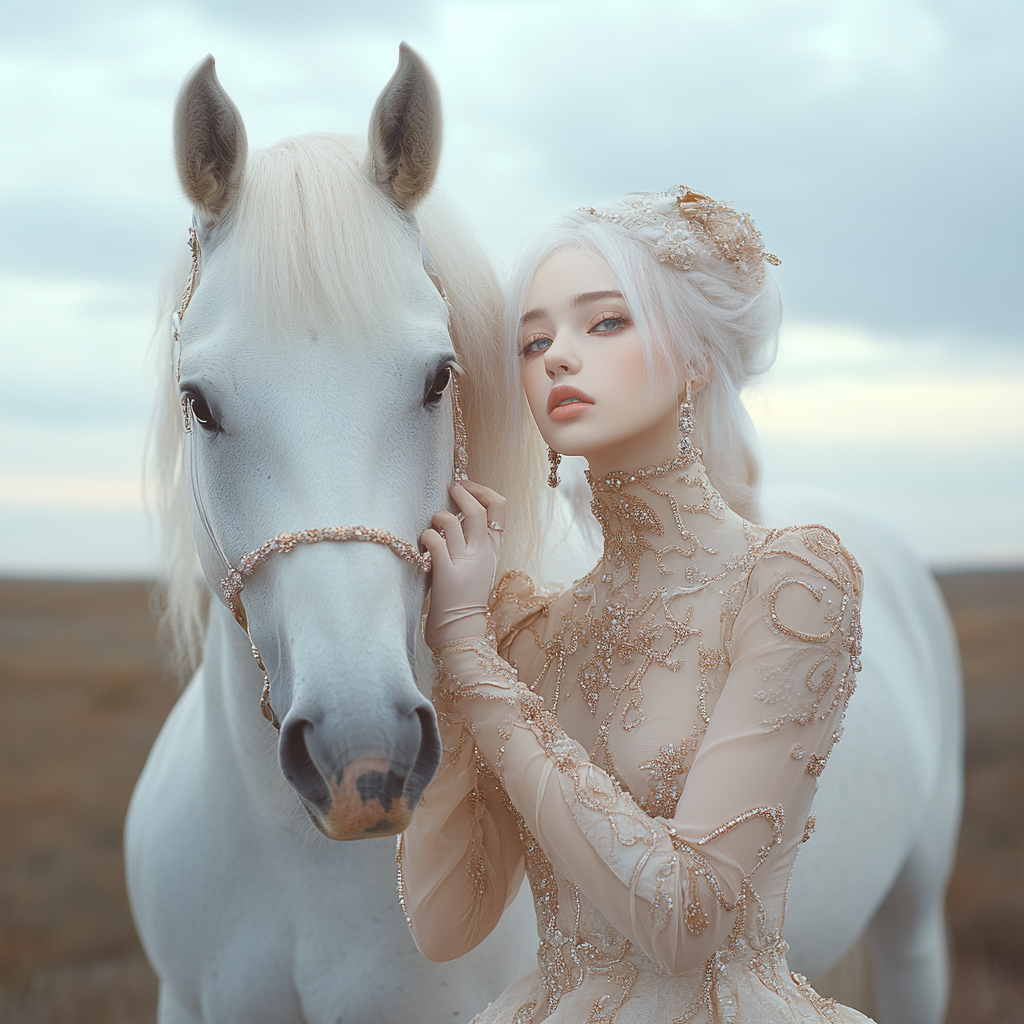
[503, 205, 783, 523]
[148, 133, 545, 675]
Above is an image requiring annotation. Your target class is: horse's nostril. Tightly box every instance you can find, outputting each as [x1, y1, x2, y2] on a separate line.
[406, 705, 442, 806]
[277, 701, 441, 837]
[278, 717, 331, 812]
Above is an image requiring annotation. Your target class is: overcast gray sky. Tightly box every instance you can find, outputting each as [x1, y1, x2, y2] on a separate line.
[1, 0, 1021, 573]
[5, 0, 1021, 335]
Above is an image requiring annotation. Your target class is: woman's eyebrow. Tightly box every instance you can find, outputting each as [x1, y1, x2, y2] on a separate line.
[571, 290, 624, 309]
[519, 307, 546, 327]
[519, 291, 625, 328]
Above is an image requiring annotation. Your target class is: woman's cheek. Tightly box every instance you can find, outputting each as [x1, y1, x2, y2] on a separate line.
[520, 366, 550, 434]
[605, 338, 650, 399]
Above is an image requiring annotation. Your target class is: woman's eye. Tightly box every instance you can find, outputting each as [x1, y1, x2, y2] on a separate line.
[521, 336, 552, 357]
[425, 365, 453, 405]
[591, 316, 627, 333]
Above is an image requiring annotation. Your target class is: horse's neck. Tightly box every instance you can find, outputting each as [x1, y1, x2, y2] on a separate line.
[199, 599, 297, 818]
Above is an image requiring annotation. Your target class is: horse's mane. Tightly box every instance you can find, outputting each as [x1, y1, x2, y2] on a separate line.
[149, 133, 545, 675]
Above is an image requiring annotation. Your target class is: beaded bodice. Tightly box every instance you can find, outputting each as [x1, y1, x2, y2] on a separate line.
[480, 458, 860, 1020]
[497, 459, 778, 807]
[401, 454, 864, 1024]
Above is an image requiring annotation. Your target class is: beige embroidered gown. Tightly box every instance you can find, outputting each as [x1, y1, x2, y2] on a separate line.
[399, 454, 871, 1024]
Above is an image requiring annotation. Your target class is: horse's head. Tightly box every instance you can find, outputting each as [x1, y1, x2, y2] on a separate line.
[167, 46, 480, 840]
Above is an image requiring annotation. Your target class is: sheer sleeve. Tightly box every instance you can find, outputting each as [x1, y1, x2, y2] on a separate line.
[426, 528, 862, 976]
[398, 572, 560, 962]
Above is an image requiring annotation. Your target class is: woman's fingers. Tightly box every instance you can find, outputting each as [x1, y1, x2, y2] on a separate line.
[448, 483, 490, 547]
[461, 481, 507, 532]
[425, 479, 508, 574]
[419, 528, 450, 566]
[430, 510, 467, 556]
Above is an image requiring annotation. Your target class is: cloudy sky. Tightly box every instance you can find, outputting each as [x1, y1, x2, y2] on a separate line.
[1, 0, 1021, 575]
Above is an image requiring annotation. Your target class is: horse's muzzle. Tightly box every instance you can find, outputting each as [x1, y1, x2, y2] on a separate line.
[278, 706, 440, 840]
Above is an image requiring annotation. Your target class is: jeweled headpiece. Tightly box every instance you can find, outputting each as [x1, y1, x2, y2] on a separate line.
[579, 186, 780, 286]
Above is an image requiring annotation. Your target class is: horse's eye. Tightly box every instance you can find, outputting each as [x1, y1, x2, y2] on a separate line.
[425, 365, 453, 405]
[184, 391, 222, 433]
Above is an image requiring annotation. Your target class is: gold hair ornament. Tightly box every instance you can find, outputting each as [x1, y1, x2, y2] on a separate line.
[581, 185, 780, 285]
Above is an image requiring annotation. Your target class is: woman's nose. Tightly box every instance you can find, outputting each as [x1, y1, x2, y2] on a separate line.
[543, 332, 582, 378]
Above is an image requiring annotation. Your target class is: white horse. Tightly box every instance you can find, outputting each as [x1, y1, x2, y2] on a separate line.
[126, 47, 962, 1024]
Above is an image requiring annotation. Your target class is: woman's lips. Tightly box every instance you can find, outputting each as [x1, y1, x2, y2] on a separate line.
[549, 400, 593, 421]
[547, 385, 594, 421]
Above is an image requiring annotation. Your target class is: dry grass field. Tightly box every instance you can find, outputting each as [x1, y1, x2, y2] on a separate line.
[0, 571, 1021, 1023]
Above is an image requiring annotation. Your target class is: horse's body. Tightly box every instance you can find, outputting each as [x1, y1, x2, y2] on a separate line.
[126, 48, 962, 1024]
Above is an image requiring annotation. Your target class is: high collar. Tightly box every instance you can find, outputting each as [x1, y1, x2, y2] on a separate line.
[585, 452, 735, 598]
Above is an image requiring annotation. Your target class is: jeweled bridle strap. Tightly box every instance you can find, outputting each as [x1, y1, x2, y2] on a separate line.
[175, 223, 466, 728]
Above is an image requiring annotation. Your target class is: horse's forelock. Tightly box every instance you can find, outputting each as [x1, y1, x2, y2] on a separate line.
[226, 133, 420, 335]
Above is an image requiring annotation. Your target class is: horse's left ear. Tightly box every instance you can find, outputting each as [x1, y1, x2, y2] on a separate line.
[174, 55, 248, 228]
[365, 43, 442, 210]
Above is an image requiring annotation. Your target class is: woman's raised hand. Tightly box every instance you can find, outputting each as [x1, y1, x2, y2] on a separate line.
[420, 481, 508, 649]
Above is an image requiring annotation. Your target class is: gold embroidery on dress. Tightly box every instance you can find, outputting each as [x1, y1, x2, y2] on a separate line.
[790, 973, 841, 1023]
[465, 783, 488, 899]
[586, 463, 720, 598]
[801, 813, 817, 844]
[433, 636, 543, 780]
[426, 454, 864, 1024]
[746, 928, 789, 997]
[637, 729, 701, 819]
[510, 1003, 537, 1024]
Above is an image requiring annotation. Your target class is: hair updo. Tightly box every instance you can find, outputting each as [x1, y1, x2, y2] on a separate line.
[504, 187, 782, 523]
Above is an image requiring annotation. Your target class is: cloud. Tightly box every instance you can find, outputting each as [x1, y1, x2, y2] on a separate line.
[1, 0, 1020, 342]
[745, 321, 1024, 442]
[0, 275, 156, 424]
[0, 0, 1021, 572]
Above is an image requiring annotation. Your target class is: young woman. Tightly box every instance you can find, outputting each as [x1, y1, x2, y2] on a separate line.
[401, 187, 870, 1023]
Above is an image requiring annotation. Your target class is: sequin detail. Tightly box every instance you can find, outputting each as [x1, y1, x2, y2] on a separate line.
[802, 814, 817, 844]
[417, 453, 864, 1024]
[638, 734, 700, 819]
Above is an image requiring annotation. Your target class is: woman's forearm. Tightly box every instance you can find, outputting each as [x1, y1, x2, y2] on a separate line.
[399, 714, 526, 961]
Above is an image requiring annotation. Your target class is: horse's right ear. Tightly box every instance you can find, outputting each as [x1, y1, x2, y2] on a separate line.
[174, 55, 248, 227]
[364, 43, 442, 210]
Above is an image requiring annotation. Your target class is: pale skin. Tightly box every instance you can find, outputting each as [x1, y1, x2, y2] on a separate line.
[421, 249, 686, 647]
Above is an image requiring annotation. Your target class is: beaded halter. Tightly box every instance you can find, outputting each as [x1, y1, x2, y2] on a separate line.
[173, 222, 467, 727]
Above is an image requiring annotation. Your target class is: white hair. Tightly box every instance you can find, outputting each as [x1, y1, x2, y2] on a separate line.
[504, 197, 782, 522]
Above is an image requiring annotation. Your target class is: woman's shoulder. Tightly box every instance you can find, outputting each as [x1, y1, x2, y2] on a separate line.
[723, 521, 864, 645]
[723, 522, 865, 739]
[741, 521, 862, 596]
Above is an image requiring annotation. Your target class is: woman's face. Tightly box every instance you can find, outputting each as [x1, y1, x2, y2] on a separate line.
[519, 248, 680, 477]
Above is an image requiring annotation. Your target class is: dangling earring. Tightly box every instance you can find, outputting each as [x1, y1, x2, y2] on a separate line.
[548, 447, 561, 488]
[677, 379, 695, 463]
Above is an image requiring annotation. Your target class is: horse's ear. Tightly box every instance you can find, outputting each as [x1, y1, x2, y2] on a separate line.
[174, 55, 248, 227]
[365, 43, 442, 210]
